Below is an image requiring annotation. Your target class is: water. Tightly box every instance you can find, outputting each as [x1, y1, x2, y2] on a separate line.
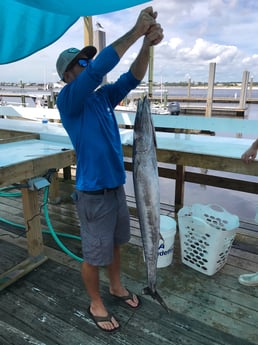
[1, 86, 257, 222]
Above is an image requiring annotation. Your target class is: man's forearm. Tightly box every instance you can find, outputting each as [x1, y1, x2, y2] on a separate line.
[111, 7, 163, 83]
[129, 21, 164, 81]
[112, 27, 141, 59]
[130, 41, 150, 81]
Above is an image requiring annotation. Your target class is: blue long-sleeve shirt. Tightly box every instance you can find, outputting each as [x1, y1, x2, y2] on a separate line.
[57, 45, 140, 191]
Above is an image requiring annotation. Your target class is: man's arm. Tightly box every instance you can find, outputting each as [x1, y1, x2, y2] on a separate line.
[130, 23, 163, 81]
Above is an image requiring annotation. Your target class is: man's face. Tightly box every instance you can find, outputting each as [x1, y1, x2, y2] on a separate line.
[64, 55, 91, 83]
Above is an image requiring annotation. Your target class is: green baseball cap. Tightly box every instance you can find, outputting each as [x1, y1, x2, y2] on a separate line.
[56, 45, 97, 81]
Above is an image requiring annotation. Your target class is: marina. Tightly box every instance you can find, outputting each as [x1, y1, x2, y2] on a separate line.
[1, 2, 257, 344]
[0, 72, 258, 345]
[1, 79, 258, 118]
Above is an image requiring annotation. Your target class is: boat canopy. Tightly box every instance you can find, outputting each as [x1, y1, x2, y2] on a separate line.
[0, 0, 149, 64]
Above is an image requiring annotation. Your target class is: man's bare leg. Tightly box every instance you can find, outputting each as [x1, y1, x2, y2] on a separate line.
[81, 262, 119, 331]
[108, 245, 139, 307]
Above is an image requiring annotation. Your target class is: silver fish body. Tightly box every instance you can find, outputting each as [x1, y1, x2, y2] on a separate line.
[132, 96, 169, 312]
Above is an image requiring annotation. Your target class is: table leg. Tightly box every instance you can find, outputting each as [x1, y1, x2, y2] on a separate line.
[21, 187, 44, 256]
[175, 164, 185, 213]
[0, 187, 48, 291]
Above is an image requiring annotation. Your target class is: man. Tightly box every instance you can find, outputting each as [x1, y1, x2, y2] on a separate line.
[56, 7, 163, 332]
[238, 138, 258, 287]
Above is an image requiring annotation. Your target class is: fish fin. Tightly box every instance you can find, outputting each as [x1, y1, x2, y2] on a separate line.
[142, 287, 170, 313]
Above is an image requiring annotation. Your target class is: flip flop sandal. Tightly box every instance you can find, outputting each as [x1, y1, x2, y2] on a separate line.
[87, 306, 120, 333]
[110, 289, 142, 309]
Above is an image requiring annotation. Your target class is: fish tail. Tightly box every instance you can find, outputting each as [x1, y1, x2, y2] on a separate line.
[142, 286, 170, 313]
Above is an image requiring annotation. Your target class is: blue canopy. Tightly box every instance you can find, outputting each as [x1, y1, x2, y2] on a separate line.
[0, 0, 149, 64]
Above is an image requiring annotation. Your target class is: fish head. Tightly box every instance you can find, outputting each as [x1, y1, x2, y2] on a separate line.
[133, 96, 157, 152]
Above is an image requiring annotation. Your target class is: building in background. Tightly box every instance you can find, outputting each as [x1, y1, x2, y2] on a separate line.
[94, 24, 107, 84]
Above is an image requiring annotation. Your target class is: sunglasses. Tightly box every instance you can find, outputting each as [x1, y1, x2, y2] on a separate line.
[77, 59, 91, 68]
[66, 58, 91, 72]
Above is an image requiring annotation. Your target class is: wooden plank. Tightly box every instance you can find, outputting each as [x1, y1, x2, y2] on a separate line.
[0, 255, 47, 291]
[184, 171, 258, 194]
[0, 293, 94, 345]
[126, 160, 257, 194]
[158, 149, 258, 176]
[0, 129, 39, 144]
[0, 149, 76, 188]
[122, 145, 258, 177]
[0, 133, 39, 144]
[180, 106, 245, 117]
[48, 171, 61, 204]
[21, 187, 44, 257]
[205, 62, 216, 117]
[230, 248, 258, 264]
[0, 321, 48, 345]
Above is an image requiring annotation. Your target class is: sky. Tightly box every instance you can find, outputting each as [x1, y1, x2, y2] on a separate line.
[1, 0, 258, 84]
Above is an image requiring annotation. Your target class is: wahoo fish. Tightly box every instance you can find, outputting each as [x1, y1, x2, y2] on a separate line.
[132, 96, 169, 312]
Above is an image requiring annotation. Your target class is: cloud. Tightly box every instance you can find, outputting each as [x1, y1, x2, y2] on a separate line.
[0, 0, 258, 83]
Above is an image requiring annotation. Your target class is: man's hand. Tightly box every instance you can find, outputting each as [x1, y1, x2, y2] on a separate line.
[144, 23, 164, 46]
[241, 147, 257, 163]
[241, 139, 258, 164]
[134, 6, 158, 37]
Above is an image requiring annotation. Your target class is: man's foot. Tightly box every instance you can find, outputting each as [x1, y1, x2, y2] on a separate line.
[238, 272, 258, 287]
[87, 306, 120, 333]
[110, 288, 142, 309]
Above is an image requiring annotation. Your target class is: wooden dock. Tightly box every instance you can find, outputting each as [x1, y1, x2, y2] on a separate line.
[0, 93, 252, 118]
[0, 181, 257, 345]
[178, 104, 246, 117]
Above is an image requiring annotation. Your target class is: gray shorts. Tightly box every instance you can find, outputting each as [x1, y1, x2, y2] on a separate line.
[72, 186, 130, 266]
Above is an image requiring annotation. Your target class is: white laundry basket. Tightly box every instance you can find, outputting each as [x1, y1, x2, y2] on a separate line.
[178, 204, 239, 276]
